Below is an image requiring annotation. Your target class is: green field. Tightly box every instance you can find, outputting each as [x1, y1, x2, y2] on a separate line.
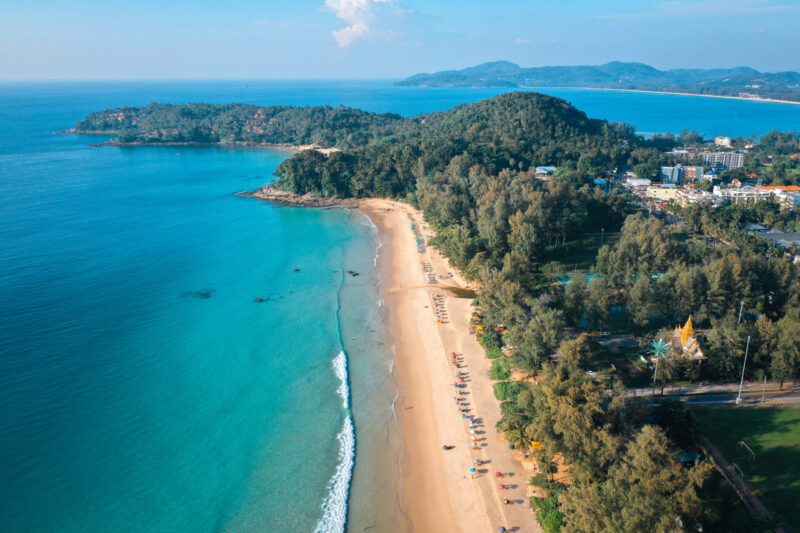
[541, 234, 619, 274]
[693, 406, 800, 531]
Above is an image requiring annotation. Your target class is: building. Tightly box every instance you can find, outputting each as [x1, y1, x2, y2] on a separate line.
[713, 186, 773, 206]
[682, 166, 704, 182]
[762, 231, 800, 249]
[624, 178, 651, 189]
[660, 164, 704, 183]
[756, 186, 800, 210]
[771, 190, 800, 210]
[715, 136, 733, 148]
[676, 188, 722, 207]
[701, 151, 746, 171]
[535, 166, 557, 178]
[660, 166, 681, 183]
[670, 150, 745, 171]
[646, 184, 678, 201]
[672, 316, 705, 360]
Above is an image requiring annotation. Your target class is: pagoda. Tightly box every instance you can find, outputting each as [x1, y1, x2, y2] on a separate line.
[672, 315, 705, 360]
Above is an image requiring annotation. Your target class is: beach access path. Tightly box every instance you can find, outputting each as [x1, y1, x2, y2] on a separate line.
[359, 199, 541, 533]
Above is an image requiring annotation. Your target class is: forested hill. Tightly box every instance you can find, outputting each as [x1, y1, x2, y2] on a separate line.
[73, 92, 611, 150]
[71, 103, 412, 149]
[397, 60, 800, 102]
[272, 91, 642, 199]
[73, 92, 654, 203]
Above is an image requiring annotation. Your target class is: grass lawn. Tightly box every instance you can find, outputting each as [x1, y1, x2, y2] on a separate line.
[542, 234, 619, 274]
[693, 406, 800, 531]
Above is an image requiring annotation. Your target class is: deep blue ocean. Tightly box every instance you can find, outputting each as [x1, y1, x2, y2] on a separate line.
[2, 80, 800, 533]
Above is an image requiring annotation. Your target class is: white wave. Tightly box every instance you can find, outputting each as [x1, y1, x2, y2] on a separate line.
[314, 415, 355, 533]
[390, 392, 400, 424]
[332, 350, 350, 409]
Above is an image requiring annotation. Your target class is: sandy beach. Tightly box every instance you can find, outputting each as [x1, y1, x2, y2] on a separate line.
[359, 199, 541, 533]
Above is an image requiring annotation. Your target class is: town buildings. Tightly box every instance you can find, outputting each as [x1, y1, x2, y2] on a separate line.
[659, 164, 704, 183]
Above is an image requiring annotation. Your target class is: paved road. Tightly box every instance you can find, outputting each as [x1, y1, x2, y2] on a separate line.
[626, 381, 800, 406]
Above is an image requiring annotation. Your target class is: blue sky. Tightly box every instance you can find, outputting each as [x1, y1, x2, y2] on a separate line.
[2, 0, 799, 79]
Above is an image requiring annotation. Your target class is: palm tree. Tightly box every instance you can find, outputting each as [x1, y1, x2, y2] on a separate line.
[648, 338, 673, 395]
[540, 454, 558, 482]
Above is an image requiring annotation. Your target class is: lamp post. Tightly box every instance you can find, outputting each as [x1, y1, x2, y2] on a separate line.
[737, 301, 744, 324]
[736, 336, 751, 405]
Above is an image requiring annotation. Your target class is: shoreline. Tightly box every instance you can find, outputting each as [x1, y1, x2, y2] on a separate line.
[357, 199, 541, 532]
[59, 130, 340, 154]
[524, 86, 800, 106]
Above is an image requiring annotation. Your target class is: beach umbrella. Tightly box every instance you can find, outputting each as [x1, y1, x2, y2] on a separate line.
[495, 472, 502, 477]
[469, 468, 476, 473]
[499, 528, 507, 532]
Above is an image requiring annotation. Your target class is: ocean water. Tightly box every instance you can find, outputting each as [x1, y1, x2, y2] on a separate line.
[1, 81, 799, 533]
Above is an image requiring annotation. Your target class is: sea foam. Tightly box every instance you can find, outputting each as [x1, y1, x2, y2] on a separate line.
[332, 350, 350, 410]
[314, 351, 355, 533]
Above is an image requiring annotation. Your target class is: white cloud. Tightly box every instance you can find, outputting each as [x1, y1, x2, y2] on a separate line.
[515, 38, 534, 45]
[324, 0, 392, 47]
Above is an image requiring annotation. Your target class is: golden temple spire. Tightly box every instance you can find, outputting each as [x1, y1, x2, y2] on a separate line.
[680, 315, 694, 345]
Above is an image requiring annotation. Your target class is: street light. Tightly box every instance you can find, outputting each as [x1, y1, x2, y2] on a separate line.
[736, 336, 751, 405]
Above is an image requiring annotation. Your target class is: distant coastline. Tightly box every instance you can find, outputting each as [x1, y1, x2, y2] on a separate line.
[397, 60, 800, 103]
[525, 86, 800, 106]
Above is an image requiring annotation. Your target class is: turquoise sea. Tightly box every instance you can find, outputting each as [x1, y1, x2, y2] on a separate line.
[2, 80, 800, 533]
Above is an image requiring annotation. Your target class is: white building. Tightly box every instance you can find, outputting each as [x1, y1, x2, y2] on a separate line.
[676, 188, 722, 207]
[713, 186, 773, 206]
[715, 136, 733, 148]
[701, 152, 746, 171]
[670, 150, 745, 171]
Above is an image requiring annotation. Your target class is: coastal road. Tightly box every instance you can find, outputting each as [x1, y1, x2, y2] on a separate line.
[627, 382, 800, 406]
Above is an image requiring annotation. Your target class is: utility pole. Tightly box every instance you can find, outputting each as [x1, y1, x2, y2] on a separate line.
[600, 228, 605, 247]
[761, 375, 767, 403]
[736, 336, 751, 405]
[737, 301, 744, 324]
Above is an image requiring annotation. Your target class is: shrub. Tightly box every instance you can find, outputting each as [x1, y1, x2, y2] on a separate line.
[486, 347, 504, 359]
[480, 329, 502, 349]
[490, 358, 512, 380]
[537, 509, 564, 533]
[529, 473, 548, 488]
[493, 381, 529, 401]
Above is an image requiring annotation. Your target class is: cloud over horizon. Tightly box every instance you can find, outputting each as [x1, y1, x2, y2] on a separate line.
[324, 0, 391, 47]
